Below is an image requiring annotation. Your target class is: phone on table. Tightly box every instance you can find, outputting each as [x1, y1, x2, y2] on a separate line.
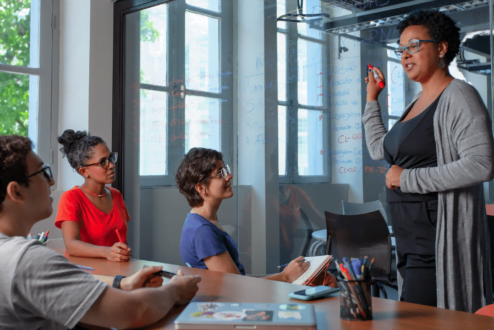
[288, 285, 339, 301]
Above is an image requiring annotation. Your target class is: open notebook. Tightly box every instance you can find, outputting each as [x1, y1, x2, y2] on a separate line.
[291, 255, 333, 286]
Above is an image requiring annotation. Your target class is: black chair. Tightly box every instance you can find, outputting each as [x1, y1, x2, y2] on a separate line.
[486, 205, 494, 293]
[341, 200, 389, 225]
[325, 210, 397, 298]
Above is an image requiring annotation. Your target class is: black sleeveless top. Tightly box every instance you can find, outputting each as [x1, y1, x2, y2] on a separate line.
[383, 94, 442, 202]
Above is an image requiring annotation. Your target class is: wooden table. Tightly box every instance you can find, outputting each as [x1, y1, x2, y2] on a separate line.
[47, 239, 494, 330]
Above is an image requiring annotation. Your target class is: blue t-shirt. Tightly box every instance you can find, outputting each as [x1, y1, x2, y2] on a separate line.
[180, 213, 245, 275]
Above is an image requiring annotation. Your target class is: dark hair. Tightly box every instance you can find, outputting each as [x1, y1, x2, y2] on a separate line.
[58, 130, 105, 169]
[0, 136, 33, 213]
[397, 9, 460, 65]
[175, 148, 224, 207]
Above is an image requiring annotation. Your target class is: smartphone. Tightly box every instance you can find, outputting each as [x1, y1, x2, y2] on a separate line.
[288, 285, 339, 301]
[143, 265, 177, 279]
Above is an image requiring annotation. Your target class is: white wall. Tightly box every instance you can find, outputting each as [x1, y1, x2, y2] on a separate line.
[31, 0, 114, 239]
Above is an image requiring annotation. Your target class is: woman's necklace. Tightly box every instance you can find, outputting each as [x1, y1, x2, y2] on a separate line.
[81, 184, 106, 198]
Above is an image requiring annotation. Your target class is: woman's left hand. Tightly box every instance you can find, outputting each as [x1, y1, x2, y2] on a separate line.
[120, 265, 164, 291]
[386, 165, 403, 190]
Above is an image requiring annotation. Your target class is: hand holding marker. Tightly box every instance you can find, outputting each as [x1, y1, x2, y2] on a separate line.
[368, 64, 385, 89]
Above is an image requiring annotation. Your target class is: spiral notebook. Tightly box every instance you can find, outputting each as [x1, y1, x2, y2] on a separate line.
[291, 255, 333, 286]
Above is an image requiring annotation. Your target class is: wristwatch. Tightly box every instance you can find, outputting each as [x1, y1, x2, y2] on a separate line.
[113, 275, 126, 289]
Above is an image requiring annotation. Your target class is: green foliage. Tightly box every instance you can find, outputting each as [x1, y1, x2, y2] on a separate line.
[140, 11, 159, 43]
[0, 0, 32, 136]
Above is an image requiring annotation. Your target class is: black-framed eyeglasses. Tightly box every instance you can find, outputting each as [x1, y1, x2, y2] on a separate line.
[27, 164, 53, 182]
[209, 164, 231, 180]
[394, 39, 436, 58]
[82, 152, 118, 169]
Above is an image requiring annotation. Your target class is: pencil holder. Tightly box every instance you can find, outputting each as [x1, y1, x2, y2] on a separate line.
[337, 277, 372, 321]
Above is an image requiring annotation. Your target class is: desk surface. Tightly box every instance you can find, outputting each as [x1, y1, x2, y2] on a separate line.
[46, 239, 494, 330]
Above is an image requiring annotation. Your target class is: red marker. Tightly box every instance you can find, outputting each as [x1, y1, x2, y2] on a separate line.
[368, 64, 385, 89]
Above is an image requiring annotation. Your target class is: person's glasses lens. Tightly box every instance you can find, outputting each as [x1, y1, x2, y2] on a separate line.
[43, 166, 53, 181]
[394, 48, 403, 58]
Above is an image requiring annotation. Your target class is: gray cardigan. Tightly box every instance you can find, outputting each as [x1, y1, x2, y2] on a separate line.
[362, 79, 494, 312]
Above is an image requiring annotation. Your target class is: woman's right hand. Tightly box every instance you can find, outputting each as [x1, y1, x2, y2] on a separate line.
[365, 66, 385, 102]
[281, 256, 310, 283]
[106, 242, 131, 261]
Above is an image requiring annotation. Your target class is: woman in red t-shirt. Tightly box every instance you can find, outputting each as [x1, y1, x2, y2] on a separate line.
[55, 129, 131, 261]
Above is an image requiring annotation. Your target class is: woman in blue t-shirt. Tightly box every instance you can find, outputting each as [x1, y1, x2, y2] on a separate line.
[176, 147, 309, 282]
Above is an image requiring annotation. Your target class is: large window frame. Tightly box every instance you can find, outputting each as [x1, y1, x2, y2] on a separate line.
[119, 0, 233, 187]
[277, 0, 330, 184]
[0, 0, 60, 179]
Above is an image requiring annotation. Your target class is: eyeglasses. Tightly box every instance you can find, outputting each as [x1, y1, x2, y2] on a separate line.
[27, 164, 53, 182]
[210, 164, 231, 180]
[82, 152, 118, 169]
[394, 39, 436, 58]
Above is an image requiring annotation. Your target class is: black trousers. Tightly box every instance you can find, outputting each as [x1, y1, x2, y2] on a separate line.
[388, 200, 438, 307]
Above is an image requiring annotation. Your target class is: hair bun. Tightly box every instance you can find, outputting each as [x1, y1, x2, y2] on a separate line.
[58, 129, 88, 156]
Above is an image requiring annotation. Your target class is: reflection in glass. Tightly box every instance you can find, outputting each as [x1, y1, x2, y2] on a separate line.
[185, 95, 221, 152]
[298, 109, 323, 176]
[387, 61, 405, 117]
[277, 33, 287, 102]
[297, 0, 322, 39]
[140, 4, 167, 86]
[186, 0, 220, 13]
[278, 106, 287, 176]
[185, 12, 220, 93]
[139, 90, 167, 176]
[0, 0, 37, 67]
[388, 119, 397, 129]
[0, 72, 33, 136]
[298, 39, 322, 106]
[276, 0, 286, 30]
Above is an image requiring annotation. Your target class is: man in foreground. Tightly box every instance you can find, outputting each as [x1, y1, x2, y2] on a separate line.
[0, 135, 201, 329]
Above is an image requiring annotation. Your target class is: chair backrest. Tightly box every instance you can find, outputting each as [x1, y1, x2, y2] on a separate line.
[325, 210, 391, 278]
[341, 200, 389, 225]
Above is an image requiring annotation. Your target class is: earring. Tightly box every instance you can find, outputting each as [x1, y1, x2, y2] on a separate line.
[438, 54, 446, 69]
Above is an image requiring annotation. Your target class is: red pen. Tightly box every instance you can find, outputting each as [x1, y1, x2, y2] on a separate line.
[115, 229, 123, 243]
[368, 64, 385, 89]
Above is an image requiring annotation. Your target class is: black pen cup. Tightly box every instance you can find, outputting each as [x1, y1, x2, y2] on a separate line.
[337, 277, 373, 321]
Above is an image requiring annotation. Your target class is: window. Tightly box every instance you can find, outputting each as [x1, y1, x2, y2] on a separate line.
[0, 0, 58, 169]
[136, 1, 233, 186]
[277, 0, 329, 183]
[387, 48, 404, 128]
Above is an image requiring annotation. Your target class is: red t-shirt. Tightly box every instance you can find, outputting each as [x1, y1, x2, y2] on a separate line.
[55, 186, 130, 247]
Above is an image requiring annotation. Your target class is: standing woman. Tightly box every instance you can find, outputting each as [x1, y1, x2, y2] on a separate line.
[55, 130, 131, 261]
[363, 9, 494, 312]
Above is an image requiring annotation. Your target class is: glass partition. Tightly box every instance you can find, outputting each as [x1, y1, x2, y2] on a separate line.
[116, 0, 494, 275]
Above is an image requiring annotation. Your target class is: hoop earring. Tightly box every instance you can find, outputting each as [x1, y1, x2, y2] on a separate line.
[438, 55, 446, 69]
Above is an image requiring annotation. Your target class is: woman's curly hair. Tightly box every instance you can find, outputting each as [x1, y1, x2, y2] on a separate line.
[397, 9, 460, 65]
[175, 148, 224, 207]
[58, 129, 105, 170]
[0, 136, 33, 212]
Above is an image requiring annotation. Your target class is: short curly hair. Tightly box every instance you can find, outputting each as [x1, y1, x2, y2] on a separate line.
[58, 129, 105, 170]
[0, 135, 33, 213]
[397, 9, 460, 65]
[175, 148, 224, 207]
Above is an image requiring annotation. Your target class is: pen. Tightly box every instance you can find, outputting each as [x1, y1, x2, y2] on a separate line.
[76, 265, 94, 271]
[115, 229, 123, 243]
[39, 232, 45, 241]
[277, 259, 307, 269]
[368, 64, 385, 89]
[143, 265, 177, 279]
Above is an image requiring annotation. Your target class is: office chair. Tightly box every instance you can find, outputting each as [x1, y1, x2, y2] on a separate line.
[325, 210, 397, 298]
[294, 208, 314, 258]
[341, 200, 389, 225]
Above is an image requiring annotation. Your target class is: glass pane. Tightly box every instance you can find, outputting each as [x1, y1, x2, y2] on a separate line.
[0, 72, 35, 136]
[277, 33, 287, 102]
[185, 12, 220, 93]
[139, 90, 167, 176]
[298, 109, 323, 176]
[298, 0, 322, 39]
[388, 118, 397, 129]
[277, 0, 286, 30]
[140, 4, 167, 86]
[0, 0, 38, 67]
[184, 95, 221, 152]
[387, 61, 405, 117]
[186, 0, 220, 13]
[278, 106, 287, 176]
[298, 39, 322, 106]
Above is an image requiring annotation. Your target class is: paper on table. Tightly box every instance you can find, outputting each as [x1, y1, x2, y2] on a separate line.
[291, 255, 332, 285]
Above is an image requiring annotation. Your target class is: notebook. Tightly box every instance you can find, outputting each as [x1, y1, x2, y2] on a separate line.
[292, 255, 333, 286]
[174, 302, 316, 329]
